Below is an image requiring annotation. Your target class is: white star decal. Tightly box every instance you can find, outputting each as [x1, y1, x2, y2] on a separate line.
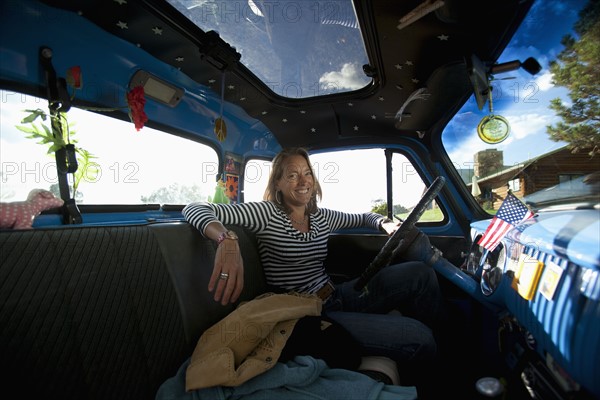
[378, 96, 384, 101]
[405, 60, 413, 66]
[437, 34, 449, 41]
[175, 57, 184, 62]
[114, 0, 127, 5]
[228, 85, 235, 90]
[348, 102, 354, 107]
[152, 27, 163, 35]
[208, 79, 216, 84]
[394, 64, 402, 70]
[353, 125, 359, 131]
[116, 21, 128, 29]
[262, 111, 268, 115]
[412, 78, 419, 84]
[371, 115, 377, 120]
[396, 84, 403, 90]
[300, 110, 306, 114]
[282, 118, 288, 123]
[310, 128, 316, 133]
[240, 97, 246, 101]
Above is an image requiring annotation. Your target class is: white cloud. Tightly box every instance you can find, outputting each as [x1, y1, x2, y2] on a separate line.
[319, 63, 366, 91]
[507, 112, 554, 140]
[535, 71, 554, 91]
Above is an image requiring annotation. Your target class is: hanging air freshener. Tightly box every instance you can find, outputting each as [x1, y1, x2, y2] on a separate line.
[214, 73, 227, 142]
[477, 84, 510, 144]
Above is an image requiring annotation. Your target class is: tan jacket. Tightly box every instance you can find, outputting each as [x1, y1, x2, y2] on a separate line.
[186, 292, 323, 391]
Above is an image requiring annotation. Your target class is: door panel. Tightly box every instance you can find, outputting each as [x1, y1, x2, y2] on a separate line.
[325, 231, 469, 284]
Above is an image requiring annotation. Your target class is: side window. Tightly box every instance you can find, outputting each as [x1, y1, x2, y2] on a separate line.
[243, 150, 387, 211]
[391, 152, 444, 222]
[243, 159, 272, 202]
[311, 149, 386, 213]
[243, 149, 443, 222]
[1, 90, 218, 204]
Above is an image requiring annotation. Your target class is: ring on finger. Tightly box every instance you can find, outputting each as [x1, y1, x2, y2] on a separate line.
[219, 272, 229, 280]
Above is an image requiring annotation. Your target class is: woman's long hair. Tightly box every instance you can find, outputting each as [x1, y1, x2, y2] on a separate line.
[263, 147, 322, 214]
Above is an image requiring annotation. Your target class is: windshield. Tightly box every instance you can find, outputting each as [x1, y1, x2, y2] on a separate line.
[442, 0, 599, 211]
[167, 0, 372, 98]
[524, 172, 600, 208]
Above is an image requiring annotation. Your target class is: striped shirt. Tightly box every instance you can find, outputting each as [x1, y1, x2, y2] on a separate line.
[182, 201, 386, 293]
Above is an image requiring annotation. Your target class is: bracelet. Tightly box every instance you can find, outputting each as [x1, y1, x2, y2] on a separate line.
[216, 230, 239, 246]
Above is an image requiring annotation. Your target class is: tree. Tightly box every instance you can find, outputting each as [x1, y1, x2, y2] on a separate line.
[547, 0, 600, 156]
[49, 184, 61, 199]
[140, 183, 207, 204]
[371, 199, 409, 217]
[371, 199, 387, 215]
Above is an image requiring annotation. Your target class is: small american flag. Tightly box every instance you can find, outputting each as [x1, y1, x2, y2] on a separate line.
[478, 193, 534, 251]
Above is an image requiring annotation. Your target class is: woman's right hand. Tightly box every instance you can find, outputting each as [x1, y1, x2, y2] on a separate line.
[209, 238, 244, 305]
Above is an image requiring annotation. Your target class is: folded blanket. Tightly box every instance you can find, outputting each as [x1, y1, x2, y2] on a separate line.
[157, 355, 417, 400]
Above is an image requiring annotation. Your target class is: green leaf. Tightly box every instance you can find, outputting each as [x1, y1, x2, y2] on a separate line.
[42, 123, 53, 136]
[48, 144, 62, 153]
[15, 125, 37, 134]
[21, 114, 39, 124]
[20, 108, 47, 123]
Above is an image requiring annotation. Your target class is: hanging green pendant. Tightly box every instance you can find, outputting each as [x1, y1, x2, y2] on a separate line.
[477, 84, 510, 144]
[477, 114, 510, 144]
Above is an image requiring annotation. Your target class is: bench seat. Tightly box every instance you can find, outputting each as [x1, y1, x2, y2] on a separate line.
[0, 222, 267, 400]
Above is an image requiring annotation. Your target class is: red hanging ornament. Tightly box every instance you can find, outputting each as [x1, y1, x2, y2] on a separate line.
[66, 66, 82, 89]
[126, 86, 148, 131]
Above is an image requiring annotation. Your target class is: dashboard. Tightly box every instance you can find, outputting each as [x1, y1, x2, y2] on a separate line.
[466, 208, 600, 398]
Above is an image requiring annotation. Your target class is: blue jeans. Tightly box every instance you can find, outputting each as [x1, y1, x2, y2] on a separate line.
[323, 261, 442, 368]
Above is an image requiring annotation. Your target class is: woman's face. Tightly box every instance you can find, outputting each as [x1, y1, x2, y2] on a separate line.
[276, 154, 314, 208]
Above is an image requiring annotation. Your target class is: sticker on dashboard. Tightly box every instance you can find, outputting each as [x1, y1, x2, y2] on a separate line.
[539, 261, 564, 301]
[512, 253, 544, 300]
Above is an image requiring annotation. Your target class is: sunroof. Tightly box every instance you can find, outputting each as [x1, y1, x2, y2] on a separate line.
[167, 0, 372, 98]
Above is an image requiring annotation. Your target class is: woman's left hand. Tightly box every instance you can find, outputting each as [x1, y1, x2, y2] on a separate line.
[381, 221, 401, 236]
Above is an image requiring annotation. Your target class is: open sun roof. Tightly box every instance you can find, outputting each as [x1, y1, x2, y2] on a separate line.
[167, 0, 372, 99]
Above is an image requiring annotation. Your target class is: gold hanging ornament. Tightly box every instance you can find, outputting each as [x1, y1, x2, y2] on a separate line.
[215, 117, 227, 141]
[477, 84, 510, 144]
[214, 72, 227, 141]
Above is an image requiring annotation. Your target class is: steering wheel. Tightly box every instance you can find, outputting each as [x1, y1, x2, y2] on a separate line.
[354, 176, 446, 292]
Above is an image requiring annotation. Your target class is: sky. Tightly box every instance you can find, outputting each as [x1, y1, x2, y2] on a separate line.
[444, 0, 588, 169]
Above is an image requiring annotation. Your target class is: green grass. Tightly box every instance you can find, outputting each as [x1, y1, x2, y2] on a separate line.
[397, 207, 444, 222]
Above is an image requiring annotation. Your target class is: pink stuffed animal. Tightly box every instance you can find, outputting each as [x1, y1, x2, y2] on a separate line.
[0, 189, 64, 229]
